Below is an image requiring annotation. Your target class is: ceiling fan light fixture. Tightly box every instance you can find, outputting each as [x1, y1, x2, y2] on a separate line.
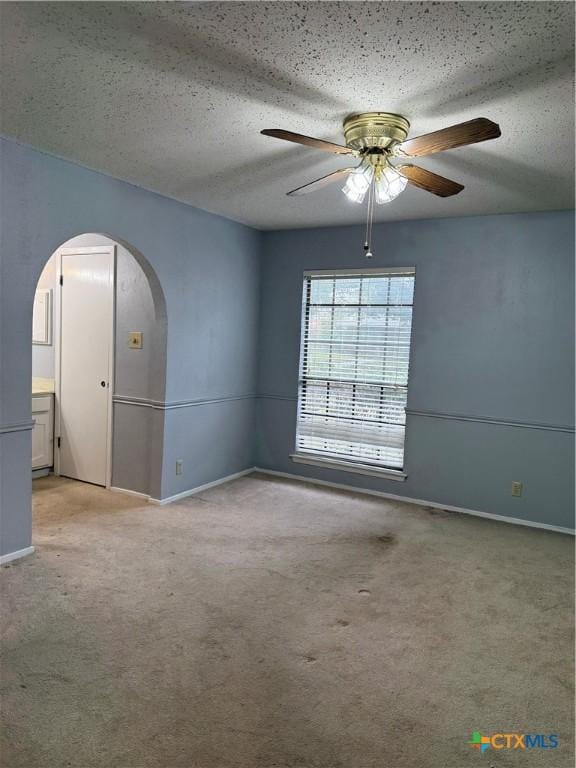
[342, 161, 374, 203]
[262, 112, 500, 256]
[374, 165, 408, 204]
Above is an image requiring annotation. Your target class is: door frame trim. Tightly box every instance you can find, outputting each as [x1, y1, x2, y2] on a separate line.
[54, 245, 116, 488]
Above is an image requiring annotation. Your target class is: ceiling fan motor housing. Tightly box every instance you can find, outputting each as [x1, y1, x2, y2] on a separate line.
[343, 112, 410, 151]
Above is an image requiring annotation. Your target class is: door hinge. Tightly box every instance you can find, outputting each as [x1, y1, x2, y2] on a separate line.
[57, 436, 61, 448]
[59, 274, 63, 286]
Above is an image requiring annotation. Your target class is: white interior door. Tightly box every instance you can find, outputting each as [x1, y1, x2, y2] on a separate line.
[58, 247, 114, 486]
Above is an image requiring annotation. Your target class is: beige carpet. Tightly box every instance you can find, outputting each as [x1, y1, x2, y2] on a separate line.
[1, 473, 573, 768]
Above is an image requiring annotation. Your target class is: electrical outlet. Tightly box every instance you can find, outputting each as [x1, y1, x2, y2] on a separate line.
[511, 481, 523, 497]
[176, 460, 183, 476]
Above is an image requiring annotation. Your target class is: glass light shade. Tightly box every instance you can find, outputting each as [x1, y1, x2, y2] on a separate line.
[374, 165, 408, 204]
[342, 162, 374, 203]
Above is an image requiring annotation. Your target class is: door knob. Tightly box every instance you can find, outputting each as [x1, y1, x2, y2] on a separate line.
[100, 381, 106, 388]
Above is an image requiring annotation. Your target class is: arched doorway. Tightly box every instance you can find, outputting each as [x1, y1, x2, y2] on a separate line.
[29, 233, 168, 544]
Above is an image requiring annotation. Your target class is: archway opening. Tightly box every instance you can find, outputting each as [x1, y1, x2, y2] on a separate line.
[30, 233, 167, 525]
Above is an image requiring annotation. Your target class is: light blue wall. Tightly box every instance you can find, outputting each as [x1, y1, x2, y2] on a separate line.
[1, 134, 573, 558]
[256, 212, 575, 530]
[0, 137, 260, 555]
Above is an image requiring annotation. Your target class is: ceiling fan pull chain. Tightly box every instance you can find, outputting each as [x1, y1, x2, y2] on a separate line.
[365, 175, 375, 259]
[363, 182, 371, 255]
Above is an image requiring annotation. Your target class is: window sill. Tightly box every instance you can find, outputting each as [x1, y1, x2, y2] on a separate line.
[290, 453, 407, 481]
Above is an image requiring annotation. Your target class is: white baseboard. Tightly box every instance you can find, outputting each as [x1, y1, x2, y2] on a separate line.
[110, 486, 151, 501]
[0, 546, 35, 565]
[149, 468, 255, 506]
[254, 467, 575, 536]
[108, 466, 574, 535]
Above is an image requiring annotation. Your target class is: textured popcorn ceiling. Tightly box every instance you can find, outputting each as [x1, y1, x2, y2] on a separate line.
[0, 1, 574, 229]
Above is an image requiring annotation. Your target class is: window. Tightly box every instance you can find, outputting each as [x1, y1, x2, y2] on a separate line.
[295, 268, 415, 472]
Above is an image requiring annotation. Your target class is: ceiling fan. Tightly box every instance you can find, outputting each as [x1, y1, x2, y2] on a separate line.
[261, 112, 501, 256]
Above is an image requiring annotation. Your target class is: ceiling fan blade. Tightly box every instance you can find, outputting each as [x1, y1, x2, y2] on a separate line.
[398, 165, 464, 197]
[287, 167, 354, 196]
[261, 129, 353, 155]
[395, 118, 501, 157]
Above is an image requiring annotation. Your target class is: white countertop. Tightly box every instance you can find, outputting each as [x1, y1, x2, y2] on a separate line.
[32, 377, 55, 395]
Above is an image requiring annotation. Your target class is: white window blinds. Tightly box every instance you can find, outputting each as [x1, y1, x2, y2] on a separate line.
[296, 268, 415, 470]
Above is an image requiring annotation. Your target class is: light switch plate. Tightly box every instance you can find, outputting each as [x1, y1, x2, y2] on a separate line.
[511, 481, 523, 497]
[128, 331, 143, 349]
